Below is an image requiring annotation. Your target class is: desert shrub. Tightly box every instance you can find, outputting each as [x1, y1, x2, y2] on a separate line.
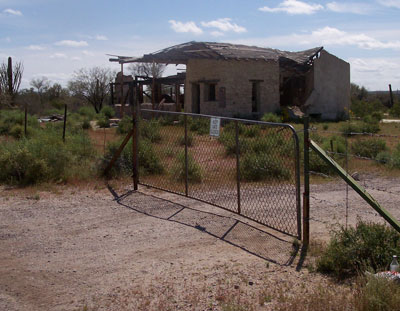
[78, 106, 96, 120]
[116, 116, 133, 134]
[308, 149, 337, 175]
[158, 115, 176, 126]
[351, 99, 387, 118]
[351, 138, 386, 159]
[100, 106, 115, 119]
[340, 120, 380, 136]
[140, 119, 162, 142]
[375, 151, 392, 165]
[391, 143, 400, 169]
[321, 136, 346, 154]
[355, 275, 400, 311]
[172, 151, 202, 183]
[243, 124, 261, 138]
[261, 112, 281, 123]
[0, 128, 96, 185]
[97, 116, 110, 128]
[189, 117, 209, 135]
[322, 123, 329, 130]
[82, 119, 91, 130]
[102, 139, 163, 177]
[177, 133, 193, 147]
[240, 152, 291, 181]
[317, 221, 400, 279]
[0, 109, 39, 136]
[218, 130, 249, 156]
[389, 101, 400, 118]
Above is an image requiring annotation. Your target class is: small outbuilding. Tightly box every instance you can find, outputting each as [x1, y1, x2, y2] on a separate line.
[112, 41, 350, 120]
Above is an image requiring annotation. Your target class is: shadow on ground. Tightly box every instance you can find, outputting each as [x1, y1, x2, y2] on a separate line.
[108, 186, 298, 266]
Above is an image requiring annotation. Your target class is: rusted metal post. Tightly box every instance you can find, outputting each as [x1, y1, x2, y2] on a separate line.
[184, 115, 189, 196]
[389, 84, 394, 108]
[303, 116, 310, 247]
[235, 120, 241, 215]
[7, 57, 12, 96]
[132, 80, 139, 190]
[24, 104, 27, 136]
[120, 62, 124, 118]
[62, 104, 67, 142]
[175, 84, 180, 112]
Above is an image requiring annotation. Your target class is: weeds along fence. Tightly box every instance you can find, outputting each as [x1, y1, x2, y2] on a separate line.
[306, 119, 400, 231]
[107, 109, 302, 238]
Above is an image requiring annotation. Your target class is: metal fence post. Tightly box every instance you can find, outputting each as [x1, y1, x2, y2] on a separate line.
[184, 115, 189, 196]
[235, 120, 241, 215]
[132, 81, 139, 190]
[62, 104, 67, 142]
[303, 116, 310, 247]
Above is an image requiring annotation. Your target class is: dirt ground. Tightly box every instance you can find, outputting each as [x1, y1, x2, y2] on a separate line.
[0, 175, 399, 310]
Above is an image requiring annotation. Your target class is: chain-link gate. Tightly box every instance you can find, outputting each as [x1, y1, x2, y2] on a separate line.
[136, 109, 301, 238]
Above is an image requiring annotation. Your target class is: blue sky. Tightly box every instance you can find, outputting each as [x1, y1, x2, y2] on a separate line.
[1, 0, 399, 90]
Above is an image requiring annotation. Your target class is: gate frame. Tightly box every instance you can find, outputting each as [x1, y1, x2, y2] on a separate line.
[107, 81, 302, 240]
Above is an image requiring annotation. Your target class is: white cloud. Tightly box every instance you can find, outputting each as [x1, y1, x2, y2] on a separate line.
[71, 56, 82, 61]
[55, 40, 88, 47]
[259, 0, 323, 15]
[326, 2, 372, 14]
[82, 50, 95, 56]
[235, 27, 400, 51]
[377, 0, 400, 9]
[307, 26, 400, 50]
[95, 35, 108, 41]
[349, 57, 400, 90]
[3, 8, 22, 16]
[50, 53, 67, 59]
[26, 45, 45, 51]
[211, 31, 224, 37]
[201, 18, 246, 34]
[169, 20, 203, 34]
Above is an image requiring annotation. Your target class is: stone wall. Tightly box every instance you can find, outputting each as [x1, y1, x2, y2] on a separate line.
[184, 59, 280, 117]
[306, 50, 350, 120]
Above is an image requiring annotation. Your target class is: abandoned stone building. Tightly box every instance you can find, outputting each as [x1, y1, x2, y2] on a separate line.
[111, 41, 350, 120]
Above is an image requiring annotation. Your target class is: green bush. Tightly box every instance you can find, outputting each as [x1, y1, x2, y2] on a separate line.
[177, 133, 193, 147]
[261, 112, 281, 123]
[0, 109, 39, 136]
[389, 101, 400, 118]
[218, 130, 249, 156]
[351, 138, 386, 159]
[189, 117, 209, 135]
[97, 116, 110, 128]
[375, 151, 392, 165]
[100, 106, 115, 119]
[140, 119, 162, 142]
[78, 106, 96, 120]
[351, 99, 387, 118]
[243, 124, 261, 138]
[82, 119, 91, 130]
[240, 152, 291, 181]
[317, 221, 400, 279]
[116, 116, 133, 134]
[172, 151, 202, 183]
[0, 128, 96, 185]
[321, 136, 346, 154]
[102, 139, 163, 177]
[391, 143, 400, 169]
[356, 274, 400, 311]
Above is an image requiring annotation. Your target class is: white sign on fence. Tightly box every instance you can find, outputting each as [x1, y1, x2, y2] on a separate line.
[209, 117, 221, 137]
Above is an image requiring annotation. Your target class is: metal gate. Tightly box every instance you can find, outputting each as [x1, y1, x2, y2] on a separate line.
[136, 109, 301, 238]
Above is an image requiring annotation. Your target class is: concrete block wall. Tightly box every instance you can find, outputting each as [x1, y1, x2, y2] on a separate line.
[307, 50, 350, 120]
[184, 59, 280, 117]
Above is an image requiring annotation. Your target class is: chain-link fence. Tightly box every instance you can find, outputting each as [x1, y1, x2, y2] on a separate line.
[137, 109, 301, 238]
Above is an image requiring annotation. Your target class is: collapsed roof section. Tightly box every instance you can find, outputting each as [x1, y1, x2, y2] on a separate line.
[109, 41, 323, 67]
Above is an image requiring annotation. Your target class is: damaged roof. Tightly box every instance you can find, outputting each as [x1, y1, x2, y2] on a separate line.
[111, 41, 323, 65]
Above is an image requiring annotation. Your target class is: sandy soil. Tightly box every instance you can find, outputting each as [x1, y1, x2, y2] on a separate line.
[0, 175, 398, 310]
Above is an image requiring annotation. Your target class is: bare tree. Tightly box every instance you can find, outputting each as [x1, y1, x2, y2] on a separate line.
[0, 57, 23, 107]
[68, 67, 114, 113]
[128, 62, 166, 78]
[30, 76, 50, 106]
